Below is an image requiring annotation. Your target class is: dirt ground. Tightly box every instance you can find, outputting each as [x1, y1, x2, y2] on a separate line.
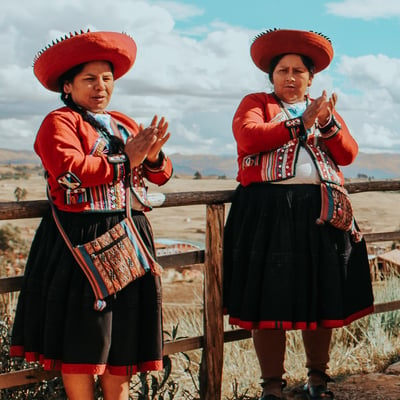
[3, 173, 400, 398]
[328, 370, 400, 400]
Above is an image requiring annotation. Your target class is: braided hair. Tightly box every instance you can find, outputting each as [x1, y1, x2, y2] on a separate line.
[58, 62, 124, 155]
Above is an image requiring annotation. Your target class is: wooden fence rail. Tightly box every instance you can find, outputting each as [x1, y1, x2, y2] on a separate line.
[0, 180, 400, 398]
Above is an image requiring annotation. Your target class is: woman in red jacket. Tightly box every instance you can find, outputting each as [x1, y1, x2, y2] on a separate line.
[10, 30, 173, 400]
[223, 29, 373, 399]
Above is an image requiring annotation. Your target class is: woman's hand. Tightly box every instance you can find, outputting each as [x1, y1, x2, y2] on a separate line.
[146, 115, 171, 163]
[124, 115, 170, 168]
[302, 90, 337, 129]
[317, 90, 337, 127]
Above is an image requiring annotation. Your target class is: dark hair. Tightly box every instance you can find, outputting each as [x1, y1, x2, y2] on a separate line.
[268, 54, 315, 83]
[58, 62, 123, 154]
[58, 63, 86, 92]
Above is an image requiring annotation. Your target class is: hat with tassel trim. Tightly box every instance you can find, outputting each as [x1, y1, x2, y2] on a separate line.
[250, 28, 333, 74]
[33, 29, 137, 92]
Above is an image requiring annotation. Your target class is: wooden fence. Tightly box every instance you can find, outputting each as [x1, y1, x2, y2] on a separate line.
[1, 180, 400, 399]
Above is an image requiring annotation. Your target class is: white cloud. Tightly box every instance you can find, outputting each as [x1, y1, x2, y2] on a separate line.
[0, 117, 44, 150]
[1, 0, 399, 156]
[360, 123, 400, 152]
[330, 54, 400, 152]
[326, 0, 400, 19]
[339, 55, 400, 101]
[0, 0, 263, 154]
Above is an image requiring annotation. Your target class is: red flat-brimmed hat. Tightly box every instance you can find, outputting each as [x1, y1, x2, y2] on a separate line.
[33, 30, 137, 92]
[250, 28, 333, 74]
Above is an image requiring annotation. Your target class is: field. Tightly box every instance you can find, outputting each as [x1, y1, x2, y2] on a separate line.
[2, 170, 400, 243]
[2, 170, 400, 398]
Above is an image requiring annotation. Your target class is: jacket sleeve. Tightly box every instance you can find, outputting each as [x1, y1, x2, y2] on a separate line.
[143, 154, 173, 186]
[318, 111, 359, 166]
[110, 111, 173, 186]
[34, 110, 126, 189]
[232, 93, 301, 155]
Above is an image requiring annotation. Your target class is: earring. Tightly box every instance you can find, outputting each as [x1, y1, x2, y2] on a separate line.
[64, 93, 69, 100]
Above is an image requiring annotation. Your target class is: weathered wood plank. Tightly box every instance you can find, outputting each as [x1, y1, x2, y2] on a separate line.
[0, 190, 235, 221]
[0, 368, 60, 389]
[2, 180, 400, 221]
[224, 329, 252, 343]
[157, 250, 204, 268]
[164, 336, 204, 355]
[0, 200, 49, 220]
[0, 276, 23, 294]
[0, 251, 205, 294]
[200, 204, 225, 400]
[363, 231, 400, 242]
[373, 300, 400, 314]
[160, 190, 234, 207]
[345, 180, 400, 194]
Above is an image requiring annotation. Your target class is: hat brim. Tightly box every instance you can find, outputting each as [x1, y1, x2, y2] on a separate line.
[250, 29, 333, 74]
[34, 31, 137, 92]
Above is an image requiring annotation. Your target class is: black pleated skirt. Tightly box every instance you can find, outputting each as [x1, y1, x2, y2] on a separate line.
[10, 208, 163, 376]
[223, 183, 374, 330]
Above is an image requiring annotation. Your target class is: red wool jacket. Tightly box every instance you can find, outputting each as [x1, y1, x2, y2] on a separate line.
[232, 92, 358, 187]
[34, 107, 173, 212]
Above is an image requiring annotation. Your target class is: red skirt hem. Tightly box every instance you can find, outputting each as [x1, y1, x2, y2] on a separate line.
[9, 346, 163, 375]
[227, 305, 374, 330]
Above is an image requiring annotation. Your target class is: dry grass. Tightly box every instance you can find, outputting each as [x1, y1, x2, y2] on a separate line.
[161, 273, 400, 398]
[3, 171, 400, 398]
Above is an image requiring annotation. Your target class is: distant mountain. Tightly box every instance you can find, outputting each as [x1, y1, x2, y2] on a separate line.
[0, 148, 399, 180]
[0, 149, 40, 165]
[341, 153, 400, 179]
[170, 153, 237, 178]
[170, 152, 400, 180]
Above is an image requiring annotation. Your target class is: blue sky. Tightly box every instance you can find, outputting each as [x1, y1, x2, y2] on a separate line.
[173, 0, 398, 57]
[1, 0, 400, 155]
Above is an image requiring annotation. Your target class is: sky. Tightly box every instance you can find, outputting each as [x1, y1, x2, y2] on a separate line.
[1, 0, 400, 156]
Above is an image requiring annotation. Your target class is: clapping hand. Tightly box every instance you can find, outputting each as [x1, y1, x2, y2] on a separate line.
[302, 90, 337, 130]
[145, 115, 171, 163]
[124, 115, 171, 167]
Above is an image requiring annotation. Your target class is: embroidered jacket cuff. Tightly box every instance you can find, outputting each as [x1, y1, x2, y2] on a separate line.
[285, 117, 307, 140]
[107, 153, 128, 182]
[318, 115, 341, 139]
[144, 151, 168, 172]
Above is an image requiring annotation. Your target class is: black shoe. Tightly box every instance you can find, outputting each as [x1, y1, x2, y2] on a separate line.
[260, 378, 287, 399]
[302, 369, 335, 399]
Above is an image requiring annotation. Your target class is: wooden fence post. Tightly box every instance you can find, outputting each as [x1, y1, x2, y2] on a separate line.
[200, 203, 225, 400]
